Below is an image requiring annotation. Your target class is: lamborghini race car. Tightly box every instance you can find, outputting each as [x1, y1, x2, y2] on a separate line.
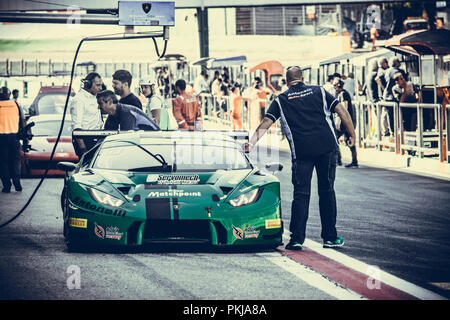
[58, 130, 283, 249]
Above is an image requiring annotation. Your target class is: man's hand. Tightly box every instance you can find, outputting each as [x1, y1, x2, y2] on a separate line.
[346, 135, 356, 148]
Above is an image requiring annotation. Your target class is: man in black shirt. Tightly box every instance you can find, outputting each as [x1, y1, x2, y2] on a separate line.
[334, 79, 358, 168]
[366, 59, 380, 103]
[243, 67, 355, 250]
[112, 70, 142, 110]
[97, 90, 159, 131]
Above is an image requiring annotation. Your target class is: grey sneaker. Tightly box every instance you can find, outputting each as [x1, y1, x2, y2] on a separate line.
[323, 237, 345, 248]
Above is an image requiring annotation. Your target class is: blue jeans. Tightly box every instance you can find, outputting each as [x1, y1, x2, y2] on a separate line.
[290, 151, 338, 243]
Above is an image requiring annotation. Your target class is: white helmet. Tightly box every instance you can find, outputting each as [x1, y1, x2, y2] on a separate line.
[139, 77, 156, 86]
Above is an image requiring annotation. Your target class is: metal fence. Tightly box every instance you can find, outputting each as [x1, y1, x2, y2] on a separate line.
[355, 100, 447, 163]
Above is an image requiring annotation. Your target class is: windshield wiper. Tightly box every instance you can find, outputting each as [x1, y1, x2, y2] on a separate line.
[127, 165, 172, 172]
[108, 140, 169, 168]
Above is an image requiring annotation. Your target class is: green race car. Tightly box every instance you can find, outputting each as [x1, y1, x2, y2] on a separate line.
[58, 131, 283, 249]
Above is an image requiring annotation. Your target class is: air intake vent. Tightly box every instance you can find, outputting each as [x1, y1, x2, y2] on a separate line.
[219, 186, 233, 194]
[117, 186, 131, 195]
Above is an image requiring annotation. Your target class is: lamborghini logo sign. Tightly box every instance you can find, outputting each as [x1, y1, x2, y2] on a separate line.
[142, 3, 152, 14]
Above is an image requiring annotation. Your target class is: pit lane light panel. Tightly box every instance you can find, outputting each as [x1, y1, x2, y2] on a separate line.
[118, 1, 175, 26]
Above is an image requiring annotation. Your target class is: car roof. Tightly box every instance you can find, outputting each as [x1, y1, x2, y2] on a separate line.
[28, 114, 72, 122]
[103, 131, 241, 148]
[38, 86, 73, 94]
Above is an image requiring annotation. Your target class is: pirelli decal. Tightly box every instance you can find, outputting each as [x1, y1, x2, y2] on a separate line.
[69, 218, 87, 228]
[265, 218, 282, 229]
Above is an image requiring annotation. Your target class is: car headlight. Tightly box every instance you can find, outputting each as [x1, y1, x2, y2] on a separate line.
[87, 187, 124, 207]
[229, 188, 261, 207]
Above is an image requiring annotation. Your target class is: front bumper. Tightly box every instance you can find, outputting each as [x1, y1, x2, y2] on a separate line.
[66, 198, 283, 247]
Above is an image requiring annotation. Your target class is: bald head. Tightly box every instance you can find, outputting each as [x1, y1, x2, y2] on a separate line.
[286, 67, 303, 86]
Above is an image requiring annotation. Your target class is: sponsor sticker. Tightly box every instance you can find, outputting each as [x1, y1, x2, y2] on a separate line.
[232, 225, 244, 240]
[94, 223, 105, 239]
[147, 174, 200, 185]
[244, 226, 260, 239]
[148, 189, 201, 198]
[265, 218, 282, 229]
[105, 226, 123, 240]
[72, 197, 127, 217]
[94, 223, 123, 241]
[69, 218, 87, 228]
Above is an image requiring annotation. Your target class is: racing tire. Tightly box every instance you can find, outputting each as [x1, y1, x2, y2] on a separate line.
[62, 192, 83, 252]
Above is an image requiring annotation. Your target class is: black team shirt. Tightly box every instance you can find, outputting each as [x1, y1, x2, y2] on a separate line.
[119, 93, 142, 110]
[265, 82, 339, 160]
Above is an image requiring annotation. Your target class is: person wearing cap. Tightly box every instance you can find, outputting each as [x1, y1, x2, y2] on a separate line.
[139, 77, 170, 130]
[172, 79, 202, 131]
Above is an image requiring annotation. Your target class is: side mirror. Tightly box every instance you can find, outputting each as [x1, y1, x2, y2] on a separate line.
[57, 162, 77, 172]
[265, 162, 283, 173]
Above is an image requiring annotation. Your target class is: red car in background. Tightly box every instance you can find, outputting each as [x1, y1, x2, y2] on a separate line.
[27, 86, 75, 117]
[21, 114, 78, 176]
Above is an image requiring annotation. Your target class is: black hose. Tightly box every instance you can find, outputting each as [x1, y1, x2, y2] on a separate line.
[0, 39, 84, 229]
[0, 31, 167, 229]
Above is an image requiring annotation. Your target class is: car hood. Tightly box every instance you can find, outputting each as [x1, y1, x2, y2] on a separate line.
[73, 168, 255, 203]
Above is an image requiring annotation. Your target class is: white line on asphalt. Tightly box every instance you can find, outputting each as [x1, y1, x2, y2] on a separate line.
[261, 253, 365, 300]
[280, 231, 446, 300]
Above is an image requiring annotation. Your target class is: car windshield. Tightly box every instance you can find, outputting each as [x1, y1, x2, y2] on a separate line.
[31, 120, 72, 136]
[92, 141, 251, 172]
[38, 94, 69, 114]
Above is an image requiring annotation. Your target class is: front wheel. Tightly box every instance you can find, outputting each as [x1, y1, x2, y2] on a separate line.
[62, 191, 83, 251]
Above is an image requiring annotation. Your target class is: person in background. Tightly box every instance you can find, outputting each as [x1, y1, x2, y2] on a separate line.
[334, 79, 358, 168]
[70, 72, 104, 158]
[12, 89, 19, 101]
[139, 78, 170, 130]
[194, 70, 210, 96]
[279, 78, 288, 92]
[435, 17, 445, 29]
[375, 57, 391, 137]
[323, 75, 335, 95]
[366, 59, 380, 104]
[343, 72, 356, 98]
[172, 79, 202, 131]
[230, 83, 244, 130]
[0, 87, 24, 192]
[97, 90, 159, 131]
[112, 69, 142, 110]
[382, 56, 407, 135]
[392, 72, 421, 132]
[370, 27, 379, 51]
[254, 77, 271, 121]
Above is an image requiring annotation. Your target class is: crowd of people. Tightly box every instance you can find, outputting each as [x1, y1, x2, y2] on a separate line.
[0, 56, 428, 192]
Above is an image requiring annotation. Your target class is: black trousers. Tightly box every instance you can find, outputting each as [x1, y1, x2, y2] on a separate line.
[290, 151, 338, 244]
[0, 134, 21, 189]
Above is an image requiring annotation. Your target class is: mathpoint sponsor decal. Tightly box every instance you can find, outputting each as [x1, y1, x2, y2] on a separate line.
[148, 189, 201, 198]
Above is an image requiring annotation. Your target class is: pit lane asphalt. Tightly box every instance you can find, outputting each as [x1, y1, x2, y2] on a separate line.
[0, 147, 449, 300]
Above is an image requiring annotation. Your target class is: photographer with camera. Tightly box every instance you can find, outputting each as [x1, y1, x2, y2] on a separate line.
[0, 86, 26, 192]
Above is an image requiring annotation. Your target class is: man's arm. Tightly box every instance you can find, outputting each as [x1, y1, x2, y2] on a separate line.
[172, 98, 187, 129]
[334, 102, 356, 147]
[70, 99, 88, 151]
[243, 117, 274, 153]
[151, 109, 161, 125]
